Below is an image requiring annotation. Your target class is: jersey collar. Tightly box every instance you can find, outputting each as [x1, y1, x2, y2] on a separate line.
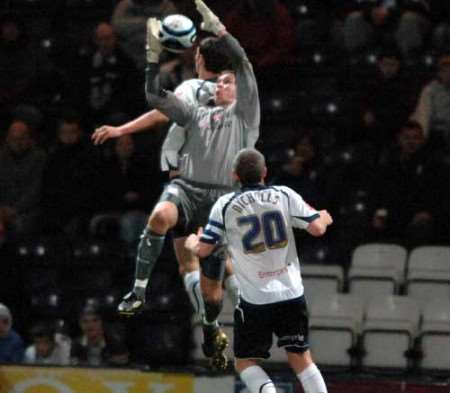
[240, 183, 268, 192]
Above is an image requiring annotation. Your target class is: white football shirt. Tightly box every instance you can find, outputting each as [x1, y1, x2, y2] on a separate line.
[201, 184, 320, 305]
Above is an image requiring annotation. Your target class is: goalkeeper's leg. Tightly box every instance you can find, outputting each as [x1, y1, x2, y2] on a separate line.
[118, 201, 178, 316]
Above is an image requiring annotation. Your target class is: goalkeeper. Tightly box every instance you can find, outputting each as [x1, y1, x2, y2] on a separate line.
[118, 0, 260, 370]
[93, 34, 243, 334]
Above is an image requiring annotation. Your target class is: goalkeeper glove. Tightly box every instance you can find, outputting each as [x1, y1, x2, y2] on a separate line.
[195, 0, 225, 35]
[146, 17, 162, 63]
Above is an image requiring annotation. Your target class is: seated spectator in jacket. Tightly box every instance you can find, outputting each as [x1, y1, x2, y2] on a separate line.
[370, 120, 438, 246]
[70, 305, 128, 367]
[0, 303, 24, 363]
[271, 133, 324, 208]
[0, 13, 52, 119]
[0, 118, 46, 235]
[41, 113, 105, 238]
[100, 134, 156, 244]
[24, 322, 71, 365]
[341, 0, 430, 59]
[359, 48, 418, 151]
[69, 22, 142, 125]
[411, 53, 450, 150]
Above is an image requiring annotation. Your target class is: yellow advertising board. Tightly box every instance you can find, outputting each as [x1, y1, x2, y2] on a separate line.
[0, 366, 194, 393]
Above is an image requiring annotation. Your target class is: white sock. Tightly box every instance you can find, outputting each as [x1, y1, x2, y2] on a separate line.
[183, 271, 204, 317]
[240, 365, 276, 393]
[297, 363, 327, 393]
[224, 274, 240, 307]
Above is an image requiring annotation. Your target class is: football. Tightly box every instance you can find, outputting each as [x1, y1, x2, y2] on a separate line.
[159, 14, 197, 53]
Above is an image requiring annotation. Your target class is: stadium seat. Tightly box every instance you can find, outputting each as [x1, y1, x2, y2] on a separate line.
[308, 294, 364, 367]
[301, 264, 344, 303]
[16, 236, 71, 295]
[361, 295, 420, 369]
[145, 272, 191, 319]
[134, 320, 191, 366]
[419, 297, 450, 371]
[406, 246, 450, 308]
[348, 243, 408, 303]
[67, 241, 127, 299]
[81, 290, 121, 321]
[88, 213, 121, 241]
[30, 292, 65, 320]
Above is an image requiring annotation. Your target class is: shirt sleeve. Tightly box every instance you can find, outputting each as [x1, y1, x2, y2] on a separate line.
[216, 33, 260, 143]
[145, 63, 196, 127]
[200, 200, 225, 245]
[283, 186, 320, 230]
[173, 80, 197, 105]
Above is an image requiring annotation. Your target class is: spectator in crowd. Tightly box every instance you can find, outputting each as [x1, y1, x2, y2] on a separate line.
[271, 133, 324, 208]
[395, 0, 431, 59]
[411, 53, 450, 149]
[430, 0, 450, 51]
[223, 0, 296, 69]
[0, 118, 46, 235]
[370, 120, 438, 246]
[341, 0, 431, 60]
[24, 322, 71, 365]
[41, 113, 105, 238]
[112, 0, 177, 70]
[0, 303, 24, 363]
[0, 13, 52, 120]
[70, 305, 129, 367]
[69, 22, 142, 126]
[94, 134, 154, 245]
[359, 47, 417, 150]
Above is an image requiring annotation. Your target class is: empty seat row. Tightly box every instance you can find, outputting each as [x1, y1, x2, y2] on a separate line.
[191, 295, 450, 372]
[349, 244, 450, 307]
[309, 295, 450, 371]
[300, 244, 450, 307]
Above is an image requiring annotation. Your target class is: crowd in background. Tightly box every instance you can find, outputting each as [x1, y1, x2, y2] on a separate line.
[1, 0, 450, 367]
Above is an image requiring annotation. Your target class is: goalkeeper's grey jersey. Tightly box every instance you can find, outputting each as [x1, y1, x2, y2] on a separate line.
[160, 78, 216, 171]
[146, 33, 260, 188]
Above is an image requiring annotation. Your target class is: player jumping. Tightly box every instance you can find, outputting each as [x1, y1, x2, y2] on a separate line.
[116, 0, 260, 370]
[91, 35, 243, 327]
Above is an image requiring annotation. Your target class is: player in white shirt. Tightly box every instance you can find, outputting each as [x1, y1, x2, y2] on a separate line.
[186, 148, 332, 393]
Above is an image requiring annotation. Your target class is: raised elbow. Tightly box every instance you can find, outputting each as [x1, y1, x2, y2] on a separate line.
[307, 222, 327, 237]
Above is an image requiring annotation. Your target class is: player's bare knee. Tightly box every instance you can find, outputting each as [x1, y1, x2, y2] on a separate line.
[183, 258, 199, 273]
[149, 209, 173, 233]
[287, 350, 313, 373]
[223, 257, 234, 278]
[202, 286, 222, 303]
[234, 358, 259, 373]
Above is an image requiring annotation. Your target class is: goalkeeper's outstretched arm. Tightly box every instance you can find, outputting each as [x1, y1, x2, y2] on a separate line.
[91, 110, 169, 145]
[195, 0, 260, 142]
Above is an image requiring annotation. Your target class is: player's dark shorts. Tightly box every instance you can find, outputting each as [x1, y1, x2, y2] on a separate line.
[234, 295, 309, 359]
[159, 177, 233, 280]
[159, 177, 232, 237]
